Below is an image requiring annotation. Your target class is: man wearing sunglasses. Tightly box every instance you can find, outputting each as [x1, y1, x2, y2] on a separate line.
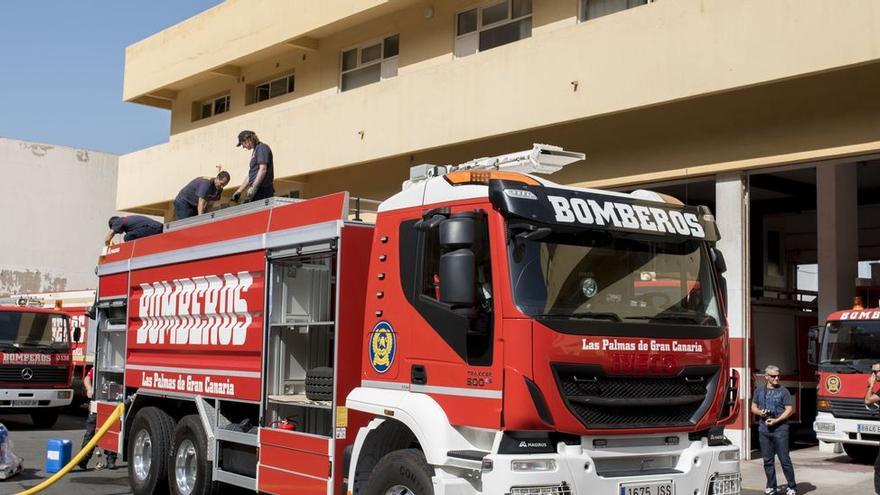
[751, 365, 796, 495]
[863, 363, 880, 494]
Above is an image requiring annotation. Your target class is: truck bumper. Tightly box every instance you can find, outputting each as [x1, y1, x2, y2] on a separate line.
[0, 388, 73, 408]
[481, 434, 741, 495]
[814, 411, 880, 446]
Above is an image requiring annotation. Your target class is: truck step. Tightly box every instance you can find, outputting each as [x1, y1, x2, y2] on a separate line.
[447, 450, 489, 461]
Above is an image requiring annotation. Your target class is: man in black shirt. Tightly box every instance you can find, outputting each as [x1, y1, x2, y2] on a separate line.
[864, 362, 880, 494]
[232, 130, 274, 203]
[105, 215, 163, 244]
[174, 171, 230, 220]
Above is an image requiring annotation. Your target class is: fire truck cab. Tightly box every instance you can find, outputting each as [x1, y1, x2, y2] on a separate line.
[94, 145, 741, 495]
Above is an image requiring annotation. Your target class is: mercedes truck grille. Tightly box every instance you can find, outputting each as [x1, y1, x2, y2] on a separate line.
[0, 366, 68, 383]
[552, 364, 720, 428]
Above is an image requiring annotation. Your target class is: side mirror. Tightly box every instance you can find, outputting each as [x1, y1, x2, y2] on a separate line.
[711, 247, 727, 274]
[73, 326, 82, 343]
[807, 325, 821, 366]
[439, 213, 475, 248]
[439, 249, 475, 306]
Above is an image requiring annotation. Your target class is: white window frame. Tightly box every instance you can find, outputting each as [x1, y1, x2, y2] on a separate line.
[198, 94, 230, 120]
[339, 34, 399, 92]
[578, 0, 654, 23]
[454, 0, 533, 58]
[254, 72, 295, 104]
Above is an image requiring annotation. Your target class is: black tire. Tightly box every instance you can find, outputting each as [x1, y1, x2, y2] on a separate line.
[168, 415, 216, 495]
[364, 449, 435, 495]
[305, 366, 334, 401]
[31, 409, 59, 428]
[129, 406, 175, 495]
[843, 443, 878, 464]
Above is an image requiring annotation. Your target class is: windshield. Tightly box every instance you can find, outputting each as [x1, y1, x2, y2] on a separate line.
[0, 311, 69, 348]
[821, 321, 880, 365]
[508, 227, 722, 326]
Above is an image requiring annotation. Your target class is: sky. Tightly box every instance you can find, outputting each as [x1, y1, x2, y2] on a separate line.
[0, 1, 222, 155]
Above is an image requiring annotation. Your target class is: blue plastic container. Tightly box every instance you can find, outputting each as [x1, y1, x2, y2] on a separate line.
[45, 438, 72, 473]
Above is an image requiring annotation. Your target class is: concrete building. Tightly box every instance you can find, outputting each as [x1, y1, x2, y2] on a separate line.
[118, 0, 880, 456]
[0, 137, 118, 295]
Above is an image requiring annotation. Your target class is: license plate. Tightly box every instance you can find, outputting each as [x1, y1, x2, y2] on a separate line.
[12, 400, 38, 407]
[858, 423, 880, 434]
[620, 481, 674, 495]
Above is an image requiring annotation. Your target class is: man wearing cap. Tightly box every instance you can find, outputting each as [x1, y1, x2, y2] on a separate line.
[104, 215, 163, 245]
[232, 130, 274, 203]
[173, 171, 231, 220]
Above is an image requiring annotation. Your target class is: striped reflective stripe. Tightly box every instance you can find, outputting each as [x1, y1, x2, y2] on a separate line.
[362, 379, 502, 399]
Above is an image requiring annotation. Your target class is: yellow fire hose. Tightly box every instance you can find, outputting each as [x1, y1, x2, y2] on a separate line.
[17, 401, 126, 495]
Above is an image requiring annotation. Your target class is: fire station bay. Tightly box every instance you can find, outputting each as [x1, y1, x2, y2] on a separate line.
[117, 0, 880, 457]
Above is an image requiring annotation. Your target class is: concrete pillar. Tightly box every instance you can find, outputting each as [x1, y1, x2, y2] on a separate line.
[817, 163, 858, 323]
[715, 173, 750, 456]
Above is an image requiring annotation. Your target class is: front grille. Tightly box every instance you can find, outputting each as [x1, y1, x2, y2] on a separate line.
[0, 366, 68, 383]
[553, 364, 719, 428]
[829, 398, 877, 420]
[508, 483, 572, 495]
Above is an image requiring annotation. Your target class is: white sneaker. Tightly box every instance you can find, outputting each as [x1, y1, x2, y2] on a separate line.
[786, 488, 796, 495]
[764, 489, 776, 495]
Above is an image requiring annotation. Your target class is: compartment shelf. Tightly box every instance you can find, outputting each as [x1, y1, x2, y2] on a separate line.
[105, 323, 127, 332]
[217, 428, 259, 446]
[267, 394, 332, 410]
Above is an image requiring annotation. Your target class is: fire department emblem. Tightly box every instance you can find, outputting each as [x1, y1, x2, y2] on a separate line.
[825, 375, 841, 395]
[369, 321, 396, 374]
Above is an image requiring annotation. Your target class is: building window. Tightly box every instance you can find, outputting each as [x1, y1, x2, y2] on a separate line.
[455, 0, 532, 58]
[198, 94, 230, 120]
[340, 34, 399, 92]
[254, 73, 295, 103]
[580, 0, 649, 22]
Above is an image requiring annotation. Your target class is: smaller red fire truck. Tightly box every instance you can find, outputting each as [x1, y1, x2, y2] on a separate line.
[0, 303, 77, 427]
[812, 304, 880, 462]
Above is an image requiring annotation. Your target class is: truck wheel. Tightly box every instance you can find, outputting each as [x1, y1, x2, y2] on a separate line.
[843, 443, 879, 464]
[168, 415, 215, 495]
[305, 367, 333, 401]
[365, 449, 435, 495]
[31, 410, 59, 428]
[129, 407, 175, 495]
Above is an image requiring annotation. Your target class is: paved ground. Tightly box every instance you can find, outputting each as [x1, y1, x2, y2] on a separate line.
[741, 445, 875, 495]
[0, 407, 127, 495]
[0, 412, 873, 495]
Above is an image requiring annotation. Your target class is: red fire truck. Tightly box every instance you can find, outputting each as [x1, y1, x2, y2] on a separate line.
[0, 304, 77, 427]
[813, 306, 880, 462]
[93, 145, 741, 495]
[8, 290, 97, 406]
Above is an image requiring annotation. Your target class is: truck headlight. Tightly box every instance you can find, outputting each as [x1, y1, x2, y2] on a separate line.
[718, 449, 739, 462]
[511, 459, 557, 472]
[57, 391, 72, 399]
[814, 422, 835, 433]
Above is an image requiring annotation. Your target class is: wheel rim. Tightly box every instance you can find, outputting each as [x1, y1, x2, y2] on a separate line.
[385, 485, 416, 495]
[174, 439, 198, 495]
[132, 429, 152, 482]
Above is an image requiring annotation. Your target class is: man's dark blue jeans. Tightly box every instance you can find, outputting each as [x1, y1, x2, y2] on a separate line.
[759, 423, 796, 492]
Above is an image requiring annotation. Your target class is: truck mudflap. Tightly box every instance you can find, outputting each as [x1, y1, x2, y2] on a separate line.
[479, 435, 741, 495]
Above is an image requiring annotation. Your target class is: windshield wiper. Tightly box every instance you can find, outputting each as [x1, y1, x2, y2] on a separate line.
[819, 359, 865, 374]
[625, 313, 716, 325]
[568, 312, 621, 322]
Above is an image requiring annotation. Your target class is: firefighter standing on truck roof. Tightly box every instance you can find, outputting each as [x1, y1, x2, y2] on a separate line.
[231, 130, 274, 203]
[173, 171, 231, 220]
[104, 215, 162, 245]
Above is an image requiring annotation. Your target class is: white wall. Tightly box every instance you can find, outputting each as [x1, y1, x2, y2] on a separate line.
[0, 137, 118, 295]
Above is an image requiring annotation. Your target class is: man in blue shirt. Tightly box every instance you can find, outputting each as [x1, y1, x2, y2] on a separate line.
[751, 365, 796, 495]
[104, 215, 163, 245]
[232, 130, 274, 203]
[173, 171, 230, 220]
